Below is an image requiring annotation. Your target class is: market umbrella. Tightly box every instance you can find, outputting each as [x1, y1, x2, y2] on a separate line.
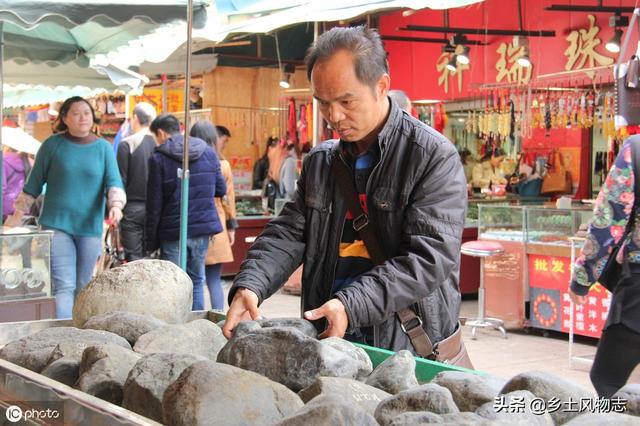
[1, 126, 41, 155]
[0, 1, 210, 269]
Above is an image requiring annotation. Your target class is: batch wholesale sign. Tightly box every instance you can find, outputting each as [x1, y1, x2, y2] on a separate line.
[528, 254, 611, 338]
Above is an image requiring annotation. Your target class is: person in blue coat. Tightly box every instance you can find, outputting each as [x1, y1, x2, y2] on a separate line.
[145, 114, 226, 310]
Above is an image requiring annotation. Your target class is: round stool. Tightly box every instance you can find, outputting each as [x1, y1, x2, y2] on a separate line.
[461, 240, 507, 339]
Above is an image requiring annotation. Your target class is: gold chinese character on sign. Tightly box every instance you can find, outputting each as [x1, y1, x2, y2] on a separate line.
[534, 258, 549, 272]
[495, 40, 531, 85]
[564, 15, 614, 78]
[551, 259, 565, 274]
[436, 46, 469, 94]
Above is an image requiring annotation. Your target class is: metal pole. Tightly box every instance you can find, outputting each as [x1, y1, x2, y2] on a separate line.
[312, 21, 319, 147]
[161, 74, 168, 113]
[179, 0, 194, 270]
[0, 23, 5, 225]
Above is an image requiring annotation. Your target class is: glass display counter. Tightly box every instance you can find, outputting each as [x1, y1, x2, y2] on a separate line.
[0, 228, 54, 322]
[526, 206, 592, 248]
[477, 205, 528, 327]
[525, 206, 608, 338]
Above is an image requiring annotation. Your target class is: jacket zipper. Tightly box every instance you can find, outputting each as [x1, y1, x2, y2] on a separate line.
[326, 152, 350, 302]
[366, 141, 387, 348]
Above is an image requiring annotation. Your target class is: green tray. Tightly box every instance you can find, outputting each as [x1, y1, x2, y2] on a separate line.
[354, 343, 481, 383]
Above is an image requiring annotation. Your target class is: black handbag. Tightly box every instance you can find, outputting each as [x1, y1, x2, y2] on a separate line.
[597, 136, 640, 292]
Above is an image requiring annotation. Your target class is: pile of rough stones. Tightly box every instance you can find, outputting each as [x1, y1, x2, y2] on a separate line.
[0, 260, 638, 426]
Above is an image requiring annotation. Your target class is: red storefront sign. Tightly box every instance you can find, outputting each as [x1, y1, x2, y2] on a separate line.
[379, 0, 640, 101]
[528, 254, 611, 338]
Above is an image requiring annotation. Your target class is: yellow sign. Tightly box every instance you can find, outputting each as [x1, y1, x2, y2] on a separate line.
[495, 40, 532, 85]
[564, 15, 613, 78]
[436, 46, 469, 94]
[127, 89, 185, 115]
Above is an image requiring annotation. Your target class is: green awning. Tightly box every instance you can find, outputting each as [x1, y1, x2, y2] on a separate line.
[0, 1, 210, 29]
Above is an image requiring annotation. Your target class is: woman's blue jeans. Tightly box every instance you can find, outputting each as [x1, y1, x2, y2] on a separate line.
[205, 263, 224, 310]
[160, 236, 209, 310]
[49, 229, 102, 319]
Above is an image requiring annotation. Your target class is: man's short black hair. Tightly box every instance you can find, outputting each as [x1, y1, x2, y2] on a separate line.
[305, 26, 388, 89]
[216, 125, 231, 138]
[150, 114, 181, 135]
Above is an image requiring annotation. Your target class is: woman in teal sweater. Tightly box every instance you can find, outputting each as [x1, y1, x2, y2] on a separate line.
[7, 96, 126, 318]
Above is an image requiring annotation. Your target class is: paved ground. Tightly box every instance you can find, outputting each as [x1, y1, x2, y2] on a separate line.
[212, 283, 640, 392]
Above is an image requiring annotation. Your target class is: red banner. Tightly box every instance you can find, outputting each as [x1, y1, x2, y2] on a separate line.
[528, 254, 610, 338]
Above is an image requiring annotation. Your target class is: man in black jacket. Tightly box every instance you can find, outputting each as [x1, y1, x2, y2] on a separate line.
[223, 27, 469, 364]
[116, 102, 157, 261]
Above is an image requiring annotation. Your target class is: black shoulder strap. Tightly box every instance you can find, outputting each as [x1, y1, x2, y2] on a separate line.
[330, 153, 386, 265]
[632, 136, 640, 202]
[331, 151, 438, 359]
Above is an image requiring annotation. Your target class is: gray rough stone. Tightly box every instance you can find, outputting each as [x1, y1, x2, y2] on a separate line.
[123, 353, 207, 423]
[440, 412, 497, 425]
[162, 360, 303, 426]
[133, 319, 226, 360]
[374, 383, 459, 426]
[386, 411, 444, 425]
[501, 370, 595, 425]
[275, 394, 378, 426]
[563, 412, 640, 425]
[259, 317, 318, 337]
[432, 371, 503, 412]
[321, 337, 373, 380]
[231, 320, 263, 338]
[83, 311, 167, 345]
[388, 412, 498, 426]
[76, 344, 141, 405]
[217, 327, 361, 391]
[298, 376, 390, 415]
[615, 383, 640, 417]
[72, 259, 192, 328]
[39, 340, 90, 386]
[475, 390, 554, 426]
[0, 327, 130, 372]
[365, 350, 418, 394]
[40, 357, 80, 387]
[232, 317, 318, 339]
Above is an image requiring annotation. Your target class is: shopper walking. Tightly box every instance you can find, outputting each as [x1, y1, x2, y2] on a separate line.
[116, 102, 157, 261]
[145, 114, 226, 310]
[190, 120, 238, 310]
[3, 147, 32, 222]
[571, 135, 640, 398]
[223, 27, 470, 367]
[6, 96, 125, 319]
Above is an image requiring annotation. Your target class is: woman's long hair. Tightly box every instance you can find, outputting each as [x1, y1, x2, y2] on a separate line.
[190, 120, 219, 155]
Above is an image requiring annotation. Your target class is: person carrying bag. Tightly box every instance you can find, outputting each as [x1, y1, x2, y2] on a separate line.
[570, 134, 640, 398]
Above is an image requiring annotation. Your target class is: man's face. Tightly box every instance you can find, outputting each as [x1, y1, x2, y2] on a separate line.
[311, 49, 390, 143]
[218, 135, 229, 152]
[153, 129, 169, 145]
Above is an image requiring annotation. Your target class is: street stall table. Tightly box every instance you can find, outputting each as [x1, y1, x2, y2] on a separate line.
[0, 311, 479, 424]
[0, 228, 54, 323]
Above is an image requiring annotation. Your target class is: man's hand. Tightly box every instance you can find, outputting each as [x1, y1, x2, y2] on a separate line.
[304, 298, 349, 339]
[109, 207, 123, 225]
[222, 288, 261, 339]
[569, 289, 587, 305]
[228, 230, 236, 246]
